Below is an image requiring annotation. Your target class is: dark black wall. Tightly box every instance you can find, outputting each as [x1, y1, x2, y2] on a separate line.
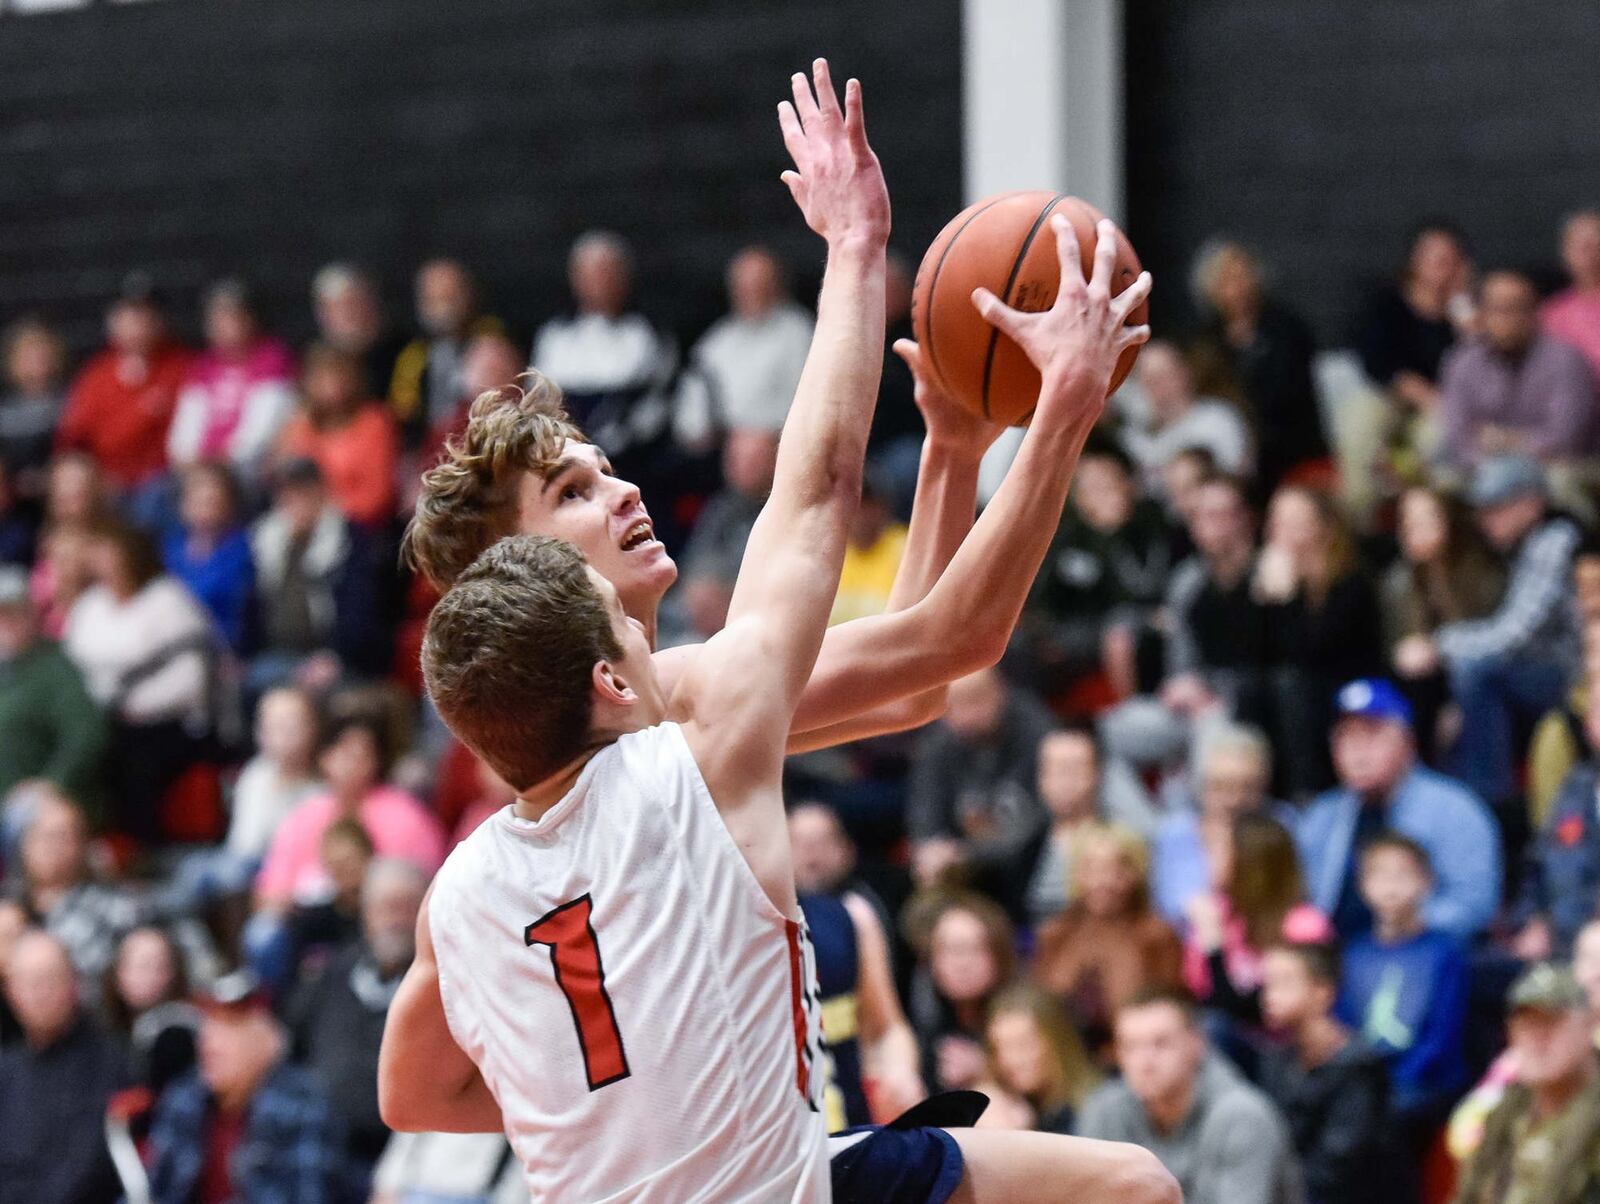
[1125, 0, 1600, 342]
[0, 0, 963, 351]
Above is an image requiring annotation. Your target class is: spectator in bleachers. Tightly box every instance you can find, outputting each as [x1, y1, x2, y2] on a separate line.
[391, 258, 502, 450]
[30, 453, 107, 639]
[1257, 941, 1391, 1204]
[162, 461, 254, 655]
[1440, 269, 1597, 470]
[147, 970, 345, 1204]
[1337, 834, 1469, 1148]
[1525, 541, 1600, 825]
[1027, 726, 1155, 922]
[278, 343, 400, 529]
[1189, 239, 1327, 490]
[1512, 688, 1600, 961]
[1152, 723, 1275, 925]
[1434, 455, 1583, 808]
[1182, 813, 1326, 1026]
[102, 925, 198, 1098]
[1034, 824, 1184, 1059]
[56, 280, 191, 500]
[311, 263, 406, 402]
[1078, 988, 1301, 1204]
[1018, 441, 1174, 700]
[907, 667, 1054, 915]
[1297, 679, 1501, 941]
[8, 791, 139, 987]
[276, 818, 373, 989]
[1120, 340, 1252, 494]
[0, 566, 106, 813]
[1255, 485, 1384, 796]
[675, 427, 776, 639]
[685, 245, 813, 435]
[1356, 221, 1472, 426]
[166, 279, 297, 487]
[1541, 209, 1600, 380]
[1103, 474, 1268, 794]
[1384, 484, 1504, 760]
[981, 983, 1101, 1134]
[288, 857, 427, 1197]
[1451, 962, 1600, 1204]
[255, 710, 443, 918]
[65, 519, 215, 842]
[249, 457, 392, 695]
[0, 929, 126, 1204]
[414, 330, 526, 481]
[827, 465, 907, 626]
[0, 316, 69, 494]
[531, 231, 674, 438]
[907, 893, 1015, 1093]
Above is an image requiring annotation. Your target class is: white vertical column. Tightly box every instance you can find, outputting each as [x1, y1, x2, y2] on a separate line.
[962, 0, 1124, 221]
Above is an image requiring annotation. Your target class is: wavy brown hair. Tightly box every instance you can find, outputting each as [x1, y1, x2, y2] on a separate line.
[402, 374, 587, 590]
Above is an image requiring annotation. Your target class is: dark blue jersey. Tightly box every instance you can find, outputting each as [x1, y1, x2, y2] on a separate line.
[801, 891, 871, 1131]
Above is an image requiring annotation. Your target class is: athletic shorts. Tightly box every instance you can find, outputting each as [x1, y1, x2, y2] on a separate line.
[826, 1090, 987, 1204]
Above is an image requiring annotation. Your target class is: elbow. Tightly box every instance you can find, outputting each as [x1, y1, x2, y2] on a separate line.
[904, 687, 949, 731]
[1108, 1145, 1181, 1204]
[377, 1064, 427, 1134]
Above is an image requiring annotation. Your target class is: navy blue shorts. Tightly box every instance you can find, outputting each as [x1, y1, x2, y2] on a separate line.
[827, 1124, 964, 1204]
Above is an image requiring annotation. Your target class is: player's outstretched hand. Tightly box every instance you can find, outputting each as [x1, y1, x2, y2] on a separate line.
[972, 216, 1151, 411]
[893, 338, 1005, 456]
[776, 58, 891, 251]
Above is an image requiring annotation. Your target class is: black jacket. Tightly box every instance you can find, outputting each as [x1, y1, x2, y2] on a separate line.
[1258, 1035, 1392, 1204]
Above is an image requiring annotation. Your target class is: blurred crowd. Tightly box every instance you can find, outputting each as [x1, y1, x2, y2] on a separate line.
[1, 207, 1599, 1204]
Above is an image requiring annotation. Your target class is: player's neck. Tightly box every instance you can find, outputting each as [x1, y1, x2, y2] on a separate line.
[621, 586, 661, 649]
[514, 756, 593, 823]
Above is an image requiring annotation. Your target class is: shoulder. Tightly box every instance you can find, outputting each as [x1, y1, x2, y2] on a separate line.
[1403, 767, 1488, 816]
[1301, 787, 1353, 826]
[1535, 332, 1593, 374]
[1078, 1078, 1138, 1132]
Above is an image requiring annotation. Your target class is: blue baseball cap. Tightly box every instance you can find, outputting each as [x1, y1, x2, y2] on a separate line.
[1334, 678, 1413, 728]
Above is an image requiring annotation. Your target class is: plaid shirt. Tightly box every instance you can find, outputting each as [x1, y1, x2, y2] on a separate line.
[147, 1062, 345, 1204]
[1437, 516, 1581, 668]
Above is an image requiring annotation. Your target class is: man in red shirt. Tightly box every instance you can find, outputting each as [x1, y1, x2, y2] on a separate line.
[56, 281, 191, 494]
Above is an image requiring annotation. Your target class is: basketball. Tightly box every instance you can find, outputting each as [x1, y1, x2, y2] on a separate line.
[910, 191, 1148, 426]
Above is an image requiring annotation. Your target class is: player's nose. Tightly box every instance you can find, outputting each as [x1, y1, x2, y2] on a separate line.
[611, 475, 643, 514]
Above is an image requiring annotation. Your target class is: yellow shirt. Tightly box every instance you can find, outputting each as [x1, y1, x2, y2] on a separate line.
[829, 524, 908, 626]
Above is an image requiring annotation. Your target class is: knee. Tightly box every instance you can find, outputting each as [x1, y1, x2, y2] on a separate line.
[1106, 1144, 1180, 1204]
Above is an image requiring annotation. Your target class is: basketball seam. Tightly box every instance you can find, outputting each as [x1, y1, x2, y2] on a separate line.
[921, 194, 1009, 401]
[979, 193, 1066, 420]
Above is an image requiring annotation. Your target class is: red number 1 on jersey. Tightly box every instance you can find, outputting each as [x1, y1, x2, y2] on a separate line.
[525, 894, 630, 1091]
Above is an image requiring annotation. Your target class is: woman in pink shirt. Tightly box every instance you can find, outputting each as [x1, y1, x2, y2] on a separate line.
[1542, 210, 1600, 380]
[255, 709, 444, 911]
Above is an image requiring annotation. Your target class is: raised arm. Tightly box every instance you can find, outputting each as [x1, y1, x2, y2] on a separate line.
[787, 219, 1152, 751]
[676, 60, 889, 798]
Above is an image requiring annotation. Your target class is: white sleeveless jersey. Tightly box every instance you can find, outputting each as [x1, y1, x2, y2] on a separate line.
[428, 722, 830, 1203]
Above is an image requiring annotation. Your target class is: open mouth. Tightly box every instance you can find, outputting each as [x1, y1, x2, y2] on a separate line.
[620, 519, 656, 551]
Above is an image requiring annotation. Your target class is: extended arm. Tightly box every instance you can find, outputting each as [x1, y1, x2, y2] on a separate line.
[676, 61, 889, 800]
[843, 891, 926, 1117]
[378, 889, 505, 1134]
[788, 218, 1152, 742]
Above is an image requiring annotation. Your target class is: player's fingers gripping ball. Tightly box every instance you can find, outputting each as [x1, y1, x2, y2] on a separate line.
[911, 191, 1148, 426]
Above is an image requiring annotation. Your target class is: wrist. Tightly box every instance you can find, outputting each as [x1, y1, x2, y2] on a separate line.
[921, 433, 987, 467]
[825, 234, 888, 266]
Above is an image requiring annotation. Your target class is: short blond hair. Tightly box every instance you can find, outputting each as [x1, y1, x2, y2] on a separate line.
[402, 374, 587, 590]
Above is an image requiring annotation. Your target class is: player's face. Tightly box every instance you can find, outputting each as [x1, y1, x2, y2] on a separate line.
[588, 567, 667, 725]
[516, 444, 677, 630]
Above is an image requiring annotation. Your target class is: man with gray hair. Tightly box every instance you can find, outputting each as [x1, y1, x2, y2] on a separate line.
[288, 857, 428, 1197]
[310, 262, 404, 401]
[530, 230, 676, 442]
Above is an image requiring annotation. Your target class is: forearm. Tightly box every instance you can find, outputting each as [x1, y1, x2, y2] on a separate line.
[866, 1020, 924, 1087]
[886, 437, 982, 611]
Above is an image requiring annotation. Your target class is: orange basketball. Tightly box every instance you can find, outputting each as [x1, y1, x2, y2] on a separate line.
[910, 191, 1147, 426]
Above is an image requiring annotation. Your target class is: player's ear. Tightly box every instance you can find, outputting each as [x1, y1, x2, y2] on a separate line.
[592, 659, 637, 707]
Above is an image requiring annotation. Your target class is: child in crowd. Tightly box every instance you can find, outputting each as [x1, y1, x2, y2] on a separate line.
[279, 816, 373, 981]
[1258, 941, 1391, 1204]
[162, 461, 255, 654]
[1336, 833, 1469, 1151]
[1033, 823, 1184, 1061]
[980, 983, 1101, 1134]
